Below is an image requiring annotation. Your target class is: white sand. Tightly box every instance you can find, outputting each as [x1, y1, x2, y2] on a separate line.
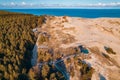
[35, 16, 120, 80]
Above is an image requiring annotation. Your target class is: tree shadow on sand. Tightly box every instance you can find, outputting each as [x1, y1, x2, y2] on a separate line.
[55, 58, 70, 80]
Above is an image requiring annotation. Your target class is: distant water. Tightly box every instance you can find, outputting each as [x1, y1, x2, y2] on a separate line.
[1, 9, 120, 18]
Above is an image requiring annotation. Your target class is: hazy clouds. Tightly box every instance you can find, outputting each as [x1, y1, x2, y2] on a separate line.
[0, 2, 120, 8]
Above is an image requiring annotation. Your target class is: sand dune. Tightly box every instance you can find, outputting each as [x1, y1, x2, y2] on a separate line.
[34, 16, 120, 80]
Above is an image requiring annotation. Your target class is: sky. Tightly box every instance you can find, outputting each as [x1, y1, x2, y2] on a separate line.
[0, 0, 120, 9]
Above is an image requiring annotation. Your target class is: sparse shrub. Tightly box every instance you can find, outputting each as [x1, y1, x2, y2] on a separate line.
[104, 46, 116, 54]
[66, 58, 71, 63]
[80, 64, 94, 80]
[41, 64, 50, 78]
[70, 67, 74, 77]
[38, 35, 49, 44]
[102, 53, 110, 59]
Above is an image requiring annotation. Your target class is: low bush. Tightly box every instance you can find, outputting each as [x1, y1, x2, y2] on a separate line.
[104, 46, 116, 54]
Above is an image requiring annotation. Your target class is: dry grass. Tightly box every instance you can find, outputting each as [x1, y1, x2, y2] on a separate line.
[108, 20, 120, 25]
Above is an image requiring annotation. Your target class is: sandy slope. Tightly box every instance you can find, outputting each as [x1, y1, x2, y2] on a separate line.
[34, 16, 120, 80]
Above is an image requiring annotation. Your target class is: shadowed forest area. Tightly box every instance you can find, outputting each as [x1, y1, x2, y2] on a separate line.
[0, 11, 44, 80]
